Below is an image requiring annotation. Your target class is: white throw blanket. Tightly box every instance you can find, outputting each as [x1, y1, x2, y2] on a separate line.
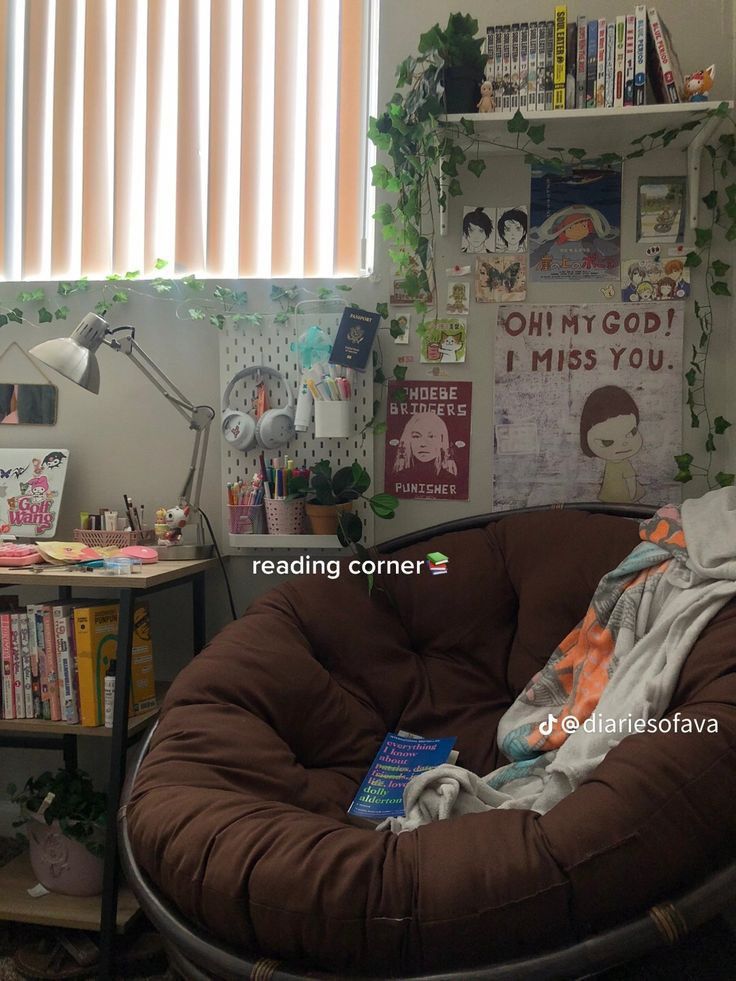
[379, 487, 736, 834]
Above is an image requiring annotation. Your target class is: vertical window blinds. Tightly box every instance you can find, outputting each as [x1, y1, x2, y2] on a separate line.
[1, 0, 373, 281]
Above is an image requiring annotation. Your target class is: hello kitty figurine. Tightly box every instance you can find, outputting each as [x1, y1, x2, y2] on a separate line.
[162, 504, 190, 543]
[684, 65, 715, 102]
[477, 80, 494, 113]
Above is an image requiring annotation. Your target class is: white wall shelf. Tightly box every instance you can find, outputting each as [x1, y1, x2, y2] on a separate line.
[228, 533, 345, 550]
[439, 101, 734, 235]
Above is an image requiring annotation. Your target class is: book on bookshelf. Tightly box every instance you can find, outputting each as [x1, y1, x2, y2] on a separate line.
[40, 604, 62, 721]
[18, 613, 33, 719]
[545, 19, 554, 109]
[624, 13, 636, 106]
[510, 23, 520, 111]
[53, 604, 80, 724]
[528, 21, 538, 112]
[595, 18, 607, 108]
[614, 15, 626, 107]
[501, 24, 512, 111]
[536, 21, 547, 111]
[494, 24, 504, 110]
[575, 16, 587, 108]
[519, 22, 529, 111]
[347, 732, 457, 820]
[565, 20, 577, 108]
[552, 6, 567, 110]
[634, 4, 647, 105]
[646, 7, 683, 103]
[586, 19, 597, 107]
[605, 22, 615, 107]
[1, 613, 14, 719]
[10, 613, 24, 719]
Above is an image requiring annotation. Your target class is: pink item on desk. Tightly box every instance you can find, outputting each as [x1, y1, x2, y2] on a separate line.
[0, 543, 44, 566]
[120, 546, 159, 564]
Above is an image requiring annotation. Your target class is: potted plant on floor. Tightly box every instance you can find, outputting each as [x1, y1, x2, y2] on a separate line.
[288, 460, 398, 547]
[8, 768, 107, 897]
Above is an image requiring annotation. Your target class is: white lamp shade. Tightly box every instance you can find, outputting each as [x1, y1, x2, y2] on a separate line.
[29, 313, 109, 394]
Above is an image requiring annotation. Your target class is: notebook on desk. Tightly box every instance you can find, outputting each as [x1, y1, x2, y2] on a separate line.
[0, 449, 69, 539]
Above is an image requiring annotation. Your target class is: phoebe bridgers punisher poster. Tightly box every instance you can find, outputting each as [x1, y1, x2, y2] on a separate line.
[384, 380, 472, 501]
[492, 303, 684, 510]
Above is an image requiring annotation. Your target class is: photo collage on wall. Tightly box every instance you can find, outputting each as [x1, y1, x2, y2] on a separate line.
[461, 205, 529, 303]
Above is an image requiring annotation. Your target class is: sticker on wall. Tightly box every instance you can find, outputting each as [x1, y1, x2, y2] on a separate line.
[475, 256, 527, 302]
[390, 311, 411, 345]
[621, 257, 690, 302]
[419, 318, 467, 363]
[384, 380, 472, 501]
[446, 281, 470, 315]
[636, 176, 686, 244]
[494, 206, 528, 253]
[529, 166, 621, 283]
[461, 206, 495, 253]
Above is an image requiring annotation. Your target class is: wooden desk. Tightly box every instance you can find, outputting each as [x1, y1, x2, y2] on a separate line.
[0, 557, 215, 979]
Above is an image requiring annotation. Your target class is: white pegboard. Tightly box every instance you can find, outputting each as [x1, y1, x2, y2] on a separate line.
[219, 307, 374, 549]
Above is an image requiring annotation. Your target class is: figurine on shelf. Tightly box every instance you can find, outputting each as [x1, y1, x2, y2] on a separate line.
[684, 65, 715, 102]
[161, 504, 190, 544]
[477, 80, 494, 113]
[154, 506, 168, 542]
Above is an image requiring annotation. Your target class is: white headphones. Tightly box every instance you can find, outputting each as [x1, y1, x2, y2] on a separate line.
[221, 366, 296, 452]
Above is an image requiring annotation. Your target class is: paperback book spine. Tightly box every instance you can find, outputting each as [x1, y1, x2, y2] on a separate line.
[536, 21, 547, 111]
[41, 604, 62, 721]
[624, 14, 636, 107]
[11, 613, 24, 719]
[528, 21, 538, 112]
[510, 23, 520, 111]
[0, 612, 13, 719]
[25, 603, 42, 718]
[634, 4, 647, 105]
[605, 22, 615, 108]
[552, 6, 566, 110]
[575, 16, 587, 108]
[647, 7, 681, 103]
[519, 23, 529, 111]
[545, 20, 554, 110]
[494, 24, 504, 111]
[19, 612, 33, 719]
[53, 605, 79, 724]
[595, 18, 606, 108]
[502, 24, 511, 111]
[614, 16, 626, 107]
[586, 19, 597, 108]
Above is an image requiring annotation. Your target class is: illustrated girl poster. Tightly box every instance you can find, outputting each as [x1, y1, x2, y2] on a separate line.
[420, 318, 467, 363]
[529, 166, 622, 283]
[0, 449, 69, 537]
[492, 303, 683, 510]
[385, 381, 472, 501]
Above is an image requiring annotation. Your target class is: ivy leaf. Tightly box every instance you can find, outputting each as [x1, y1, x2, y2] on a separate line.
[705, 432, 717, 453]
[467, 158, 486, 178]
[711, 280, 731, 296]
[38, 307, 53, 323]
[527, 123, 545, 145]
[182, 274, 204, 291]
[374, 203, 394, 226]
[374, 367, 387, 384]
[124, 269, 140, 279]
[188, 308, 206, 320]
[716, 472, 736, 487]
[727, 222, 736, 242]
[460, 117, 475, 136]
[694, 227, 712, 247]
[507, 110, 528, 133]
[568, 147, 587, 160]
[371, 163, 391, 189]
[393, 365, 407, 380]
[684, 251, 702, 268]
[274, 311, 291, 324]
[7, 309, 22, 324]
[392, 387, 408, 403]
[712, 259, 731, 277]
[674, 453, 694, 468]
[675, 469, 694, 484]
[376, 301, 389, 320]
[335, 284, 352, 292]
[702, 189, 718, 210]
[714, 416, 732, 435]
[685, 368, 696, 387]
[210, 314, 225, 330]
[448, 178, 462, 197]
[95, 301, 109, 316]
[154, 258, 168, 269]
[54, 306, 69, 320]
[626, 148, 646, 159]
[111, 291, 128, 303]
[0, 314, 7, 327]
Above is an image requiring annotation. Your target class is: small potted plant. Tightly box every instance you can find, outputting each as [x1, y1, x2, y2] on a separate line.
[419, 12, 486, 114]
[8, 768, 107, 897]
[288, 460, 398, 545]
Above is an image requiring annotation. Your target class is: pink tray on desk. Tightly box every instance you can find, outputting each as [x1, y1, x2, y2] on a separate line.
[0, 546, 44, 567]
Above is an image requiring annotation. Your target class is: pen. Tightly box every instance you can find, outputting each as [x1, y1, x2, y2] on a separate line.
[123, 494, 135, 529]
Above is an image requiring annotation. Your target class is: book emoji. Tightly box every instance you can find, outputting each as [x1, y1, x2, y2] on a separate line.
[426, 551, 449, 575]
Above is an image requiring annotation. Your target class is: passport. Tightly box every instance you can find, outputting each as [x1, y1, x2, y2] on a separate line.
[328, 307, 381, 372]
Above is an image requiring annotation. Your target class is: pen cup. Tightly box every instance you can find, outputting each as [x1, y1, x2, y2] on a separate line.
[314, 400, 351, 439]
[264, 499, 306, 535]
[228, 504, 265, 535]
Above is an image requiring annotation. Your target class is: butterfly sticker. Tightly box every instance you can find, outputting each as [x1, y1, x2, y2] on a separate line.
[600, 284, 615, 298]
[0, 465, 28, 480]
[489, 262, 521, 293]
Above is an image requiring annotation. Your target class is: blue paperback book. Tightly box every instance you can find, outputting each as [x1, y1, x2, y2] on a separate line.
[348, 732, 457, 820]
[328, 306, 381, 372]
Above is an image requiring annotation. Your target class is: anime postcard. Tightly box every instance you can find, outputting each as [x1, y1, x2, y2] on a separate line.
[529, 166, 622, 283]
[0, 449, 69, 537]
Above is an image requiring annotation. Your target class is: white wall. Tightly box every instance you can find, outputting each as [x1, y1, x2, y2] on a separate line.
[0, 0, 734, 808]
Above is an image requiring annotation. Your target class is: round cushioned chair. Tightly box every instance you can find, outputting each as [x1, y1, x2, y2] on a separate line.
[120, 505, 736, 979]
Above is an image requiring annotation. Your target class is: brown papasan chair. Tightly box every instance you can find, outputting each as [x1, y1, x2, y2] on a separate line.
[120, 505, 736, 980]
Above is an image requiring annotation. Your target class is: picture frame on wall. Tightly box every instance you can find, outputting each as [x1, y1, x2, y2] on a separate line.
[636, 176, 686, 244]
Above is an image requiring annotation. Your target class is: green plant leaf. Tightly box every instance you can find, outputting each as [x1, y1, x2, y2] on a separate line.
[460, 117, 475, 136]
[507, 110, 528, 134]
[467, 158, 486, 178]
[337, 511, 363, 546]
[188, 308, 206, 320]
[393, 365, 407, 380]
[685, 368, 696, 387]
[376, 301, 389, 319]
[372, 421, 387, 435]
[351, 462, 371, 494]
[182, 274, 205, 291]
[694, 227, 713, 247]
[0, 314, 7, 327]
[111, 291, 128, 303]
[702, 189, 718, 209]
[674, 453, 694, 468]
[374, 367, 387, 384]
[706, 432, 716, 453]
[374, 203, 394, 226]
[626, 148, 645, 159]
[154, 258, 168, 269]
[714, 416, 732, 435]
[716, 472, 736, 487]
[526, 123, 545, 145]
[684, 251, 702, 268]
[675, 469, 693, 484]
[448, 178, 462, 196]
[711, 280, 731, 296]
[369, 492, 399, 519]
[392, 386, 408, 403]
[54, 306, 69, 320]
[7, 309, 22, 324]
[38, 307, 53, 323]
[568, 147, 587, 160]
[712, 259, 731, 277]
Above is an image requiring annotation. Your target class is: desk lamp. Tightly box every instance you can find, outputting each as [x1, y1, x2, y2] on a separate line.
[29, 312, 215, 560]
